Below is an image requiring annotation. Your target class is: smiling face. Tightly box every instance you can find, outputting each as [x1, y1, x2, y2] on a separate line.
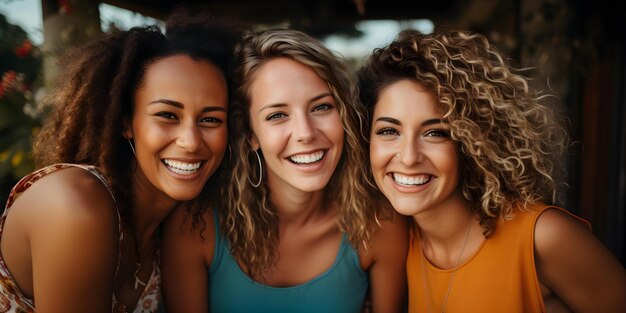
[369, 79, 463, 217]
[127, 54, 228, 202]
[248, 57, 344, 194]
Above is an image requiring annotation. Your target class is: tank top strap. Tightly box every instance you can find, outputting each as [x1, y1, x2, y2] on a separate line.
[209, 208, 223, 274]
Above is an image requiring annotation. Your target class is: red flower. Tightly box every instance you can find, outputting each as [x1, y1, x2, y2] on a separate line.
[0, 71, 28, 97]
[14, 39, 32, 57]
[2, 71, 17, 85]
[58, 0, 74, 14]
[1, 71, 17, 95]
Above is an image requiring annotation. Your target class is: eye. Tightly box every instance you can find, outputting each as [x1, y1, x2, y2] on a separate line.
[424, 129, 449, 138]
[266, 112, 287, 121]
[375, 127, 399, 136]
[313, 103, 333, 112]
[156, 112, 177, 120]
[200, 116, 224, 124]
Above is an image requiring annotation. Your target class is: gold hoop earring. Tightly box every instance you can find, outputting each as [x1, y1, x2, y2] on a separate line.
[248, 149, 263, 188]
[127, 139, 136, 156]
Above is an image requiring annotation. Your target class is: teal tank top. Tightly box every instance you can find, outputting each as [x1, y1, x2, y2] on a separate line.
[209, 211, 369, 313]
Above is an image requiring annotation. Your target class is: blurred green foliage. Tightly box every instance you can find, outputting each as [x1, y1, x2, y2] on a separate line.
[1, 13, 44, 206]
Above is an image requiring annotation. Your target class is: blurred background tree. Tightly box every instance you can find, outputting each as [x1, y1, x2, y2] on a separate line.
[0, 13, 43, 206]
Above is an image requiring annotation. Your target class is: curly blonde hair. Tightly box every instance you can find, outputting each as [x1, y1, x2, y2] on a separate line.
[358, 30, 568, 236]
[214, 29, 387, 280]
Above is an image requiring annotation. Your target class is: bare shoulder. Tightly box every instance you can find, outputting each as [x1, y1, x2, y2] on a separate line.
[10, 166, 117, 232]
[162, 204, 215, 263]
[373, 212, 410, 242]
[361, 212, 409, 313]
[161, 204, 214, 312]
[30, 167, 119, 310]
[365, 212, 410, 263]
[533, 207, 600, 274]
[533, 207, 590, 252]
[163, 203, 214, 242]
[534, 207, 626, 313]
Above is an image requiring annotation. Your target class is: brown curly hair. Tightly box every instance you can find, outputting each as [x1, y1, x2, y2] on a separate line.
[212, 29, 389, 280]
[33, 11, 241, 240]
[358, 29, 568, 236]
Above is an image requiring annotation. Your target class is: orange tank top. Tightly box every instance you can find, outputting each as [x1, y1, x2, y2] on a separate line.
[406, 204, 589, 313]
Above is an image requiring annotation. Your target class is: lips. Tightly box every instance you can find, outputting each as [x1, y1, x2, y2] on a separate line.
[391, 173, 432, 186]
[288, 150, 325, 164]
[163, 159, 203, 175]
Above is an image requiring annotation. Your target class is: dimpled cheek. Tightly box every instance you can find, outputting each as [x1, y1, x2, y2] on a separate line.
[369, 142, 386, 170]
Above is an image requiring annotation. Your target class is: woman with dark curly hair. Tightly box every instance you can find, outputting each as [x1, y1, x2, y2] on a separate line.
[358, 29, 626, 312]
[0, 10, 239, 312]
[162, 28, 408, 313]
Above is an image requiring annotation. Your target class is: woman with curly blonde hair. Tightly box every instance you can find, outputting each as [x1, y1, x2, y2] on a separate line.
[162, 28, 408, 312]
[358, 29, 626, 312]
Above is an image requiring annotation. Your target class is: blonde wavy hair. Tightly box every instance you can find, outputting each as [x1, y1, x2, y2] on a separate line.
[213, 29, 387, 280]
[358, 30, 568, 236]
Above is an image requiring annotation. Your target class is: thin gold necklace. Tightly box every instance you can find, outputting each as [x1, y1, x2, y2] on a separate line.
[420, 219, 472, 313]
[133, 262, 147, 290]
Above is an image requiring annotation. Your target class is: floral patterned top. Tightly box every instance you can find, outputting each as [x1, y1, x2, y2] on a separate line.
[0, 164, 161, 313]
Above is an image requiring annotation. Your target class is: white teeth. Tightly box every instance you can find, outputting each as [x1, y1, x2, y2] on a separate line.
[290, 150, 325, 164]
[164, 159, 202, 174]
[393, 173, 430, 186]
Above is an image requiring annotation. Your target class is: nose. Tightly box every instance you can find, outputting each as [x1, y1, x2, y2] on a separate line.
[294, 115, 315, 143]
[398, 136, 423, 165]
[176, 122, 202, 152]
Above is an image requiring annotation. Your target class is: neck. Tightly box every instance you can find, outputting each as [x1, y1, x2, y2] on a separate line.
[413, 196, 480, 269]
[131, 171, 179, 248]
[266, 177, 330, 229]
[272, 189, 328, 227]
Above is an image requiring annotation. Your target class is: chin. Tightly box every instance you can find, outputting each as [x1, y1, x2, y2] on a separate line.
[297, 185, 328, 193]
[390, 205, 420, 217]
[386, 197, 422, 216]
[294, 180, 331, 193]
[168, 189, 203, 202]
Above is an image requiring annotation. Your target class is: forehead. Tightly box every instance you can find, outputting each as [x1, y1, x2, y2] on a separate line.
[135, 55, 228, 108]
[374, 79, 440, 119]
[143, 55, 225, 85]
[253, 58, 326, 86]
[139, 55, 226, 97]
[249, 57, 331, 104]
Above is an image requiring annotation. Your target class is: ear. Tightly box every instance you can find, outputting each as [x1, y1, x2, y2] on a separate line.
[249, 134, 260, 151]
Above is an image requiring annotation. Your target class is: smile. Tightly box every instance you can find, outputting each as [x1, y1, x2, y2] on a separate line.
[288, 150, 326, 164]
[392, 173, 431, 186]
[163, 159, 203, 175]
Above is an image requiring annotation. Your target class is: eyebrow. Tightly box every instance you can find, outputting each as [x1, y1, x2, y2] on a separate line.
[258, 103, 287, 114]
[257, 92, 333, 114]
[374, 116, 401, 125]
[149, 99, 183, 108]
[422, 118, 443, 126]
[309, 92, 333, 103]
[148, 99, 226, 113]
[374, 117, 443, 127]
[203, 107, 227, 113]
